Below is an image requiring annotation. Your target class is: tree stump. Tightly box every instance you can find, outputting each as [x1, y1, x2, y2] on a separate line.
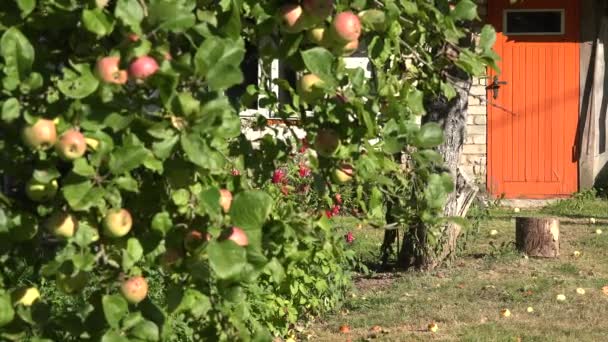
[515, 217, 560, 257]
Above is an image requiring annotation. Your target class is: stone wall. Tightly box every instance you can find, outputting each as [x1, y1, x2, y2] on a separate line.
[460, 0, 489, 185]
[460, 76, 487, 183]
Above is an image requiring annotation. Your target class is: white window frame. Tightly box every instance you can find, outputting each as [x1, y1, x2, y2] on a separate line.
[503, 9, 565, 36]
[237, 56, 373, 118]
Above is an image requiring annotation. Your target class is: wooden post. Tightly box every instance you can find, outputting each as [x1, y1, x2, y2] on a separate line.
[515, 217, 560, 258]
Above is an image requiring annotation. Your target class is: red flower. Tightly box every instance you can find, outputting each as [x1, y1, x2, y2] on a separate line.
[231, 169, 241, 176]
[334, 193, 342, 204]
[325, 210, 333, 219]
[345, 231, 355, 243]
[272, 169, 286, 184]
[298, 164, 311, 178]
[332, 204, 340, 216]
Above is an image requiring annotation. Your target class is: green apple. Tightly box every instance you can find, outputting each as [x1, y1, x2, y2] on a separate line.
[102, 208, 133, 238]
[12, 287, 40, 306]
[22, 119, 57, 150]
[45, 212, 78, 238]
[25, 178, 58, 202]
[297, 73, 325, 104]
[121, 276, 148, 304]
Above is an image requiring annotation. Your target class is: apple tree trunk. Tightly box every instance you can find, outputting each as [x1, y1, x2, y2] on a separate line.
[397, 69, 479, 270]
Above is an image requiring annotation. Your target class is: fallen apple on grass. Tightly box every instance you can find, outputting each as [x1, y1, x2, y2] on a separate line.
[222, 227, 249, 247]
[121, 276, 148, 304]
[427, 322, 438, 333]
[500, 308, 511, 317]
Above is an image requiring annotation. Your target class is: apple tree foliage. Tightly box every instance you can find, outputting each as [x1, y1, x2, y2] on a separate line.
[0, 0, 497, 340]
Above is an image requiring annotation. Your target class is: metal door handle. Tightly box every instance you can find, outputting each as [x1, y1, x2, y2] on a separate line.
[488, 76, 508, 100]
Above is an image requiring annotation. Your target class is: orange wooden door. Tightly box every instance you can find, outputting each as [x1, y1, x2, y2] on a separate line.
[487, 0, 580, 198]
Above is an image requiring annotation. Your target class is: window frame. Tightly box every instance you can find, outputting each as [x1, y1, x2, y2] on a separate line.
[503, 9, 565, 36]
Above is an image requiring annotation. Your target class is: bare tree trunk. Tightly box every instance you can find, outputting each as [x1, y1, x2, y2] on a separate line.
[398, 69, 479, 270]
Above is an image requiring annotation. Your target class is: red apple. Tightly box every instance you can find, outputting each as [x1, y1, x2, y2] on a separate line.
[225, 227, 248, 247]
[184, 230, 211, 251]
[160, 248, 183, 271]
[219, 189, 233, 213]
[45, 212, 78, 238]
[314, 128, 340, 157]
[331, 11, 361, 43]
[96, 57, 128, 84]
[127, 33, 140, 42]
[278, 4, 307, 33]
[297, 73, 325, 104]
[22, 119, 57, 150]
[103, 209, 133, 238]
[25, 178, 58, 202]
[129, 56, 159, 80]
[333, 164, 354, 183]
[120, 276, 148, 304]
[302, 0, 333, 22]
[55, 129, 87, 160]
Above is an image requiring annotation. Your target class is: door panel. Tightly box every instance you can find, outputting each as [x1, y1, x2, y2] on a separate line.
[487, 0, 579, 198]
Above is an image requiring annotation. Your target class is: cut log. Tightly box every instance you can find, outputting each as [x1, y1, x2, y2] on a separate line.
[515, 217, 560, 258]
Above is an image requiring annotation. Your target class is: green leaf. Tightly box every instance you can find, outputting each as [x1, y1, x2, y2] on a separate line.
[101, 331, 130, 342]
[62, 177, 105, 211]
[151, 212, 172, 235]
[406, 88, 425, 115]
[152, 135, 179, 160]
[0, 292, 14, 327]
[122, 238, 144, 271]
[115, 176, 139, 192]
[72, 158, 96, 177]
[415, 122, 444, 148]
[301, 47, 337, 86]
[82, 8, 116, 37]
[194, 37, 245, 90]
[1, 97, 20, 122]
[440, 82, 457, 101]
[32, 168, 61, 183]
[130, 320, 160, 341]
[16, 0, 36, 18]
[208, 240, 246, 280]
[109, 145, 148, 174]
[451, 0, 478, 21]
[148, 0, 196, 32]
[115, 0, 144, 34]
[455, 49, 486, 76]
[229, 190, 272, 248]
[73, 223, 100, 247]
[180, 134, 225, 171]
[175, 289, 211, 318]
[102, 295, 129, 329]
[478, 25, 497, 52]
[57, 63, 100, 99]
[0, 27, 34, 84]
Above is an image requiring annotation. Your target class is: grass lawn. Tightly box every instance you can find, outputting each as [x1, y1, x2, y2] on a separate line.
[306, 196, 608, 341]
